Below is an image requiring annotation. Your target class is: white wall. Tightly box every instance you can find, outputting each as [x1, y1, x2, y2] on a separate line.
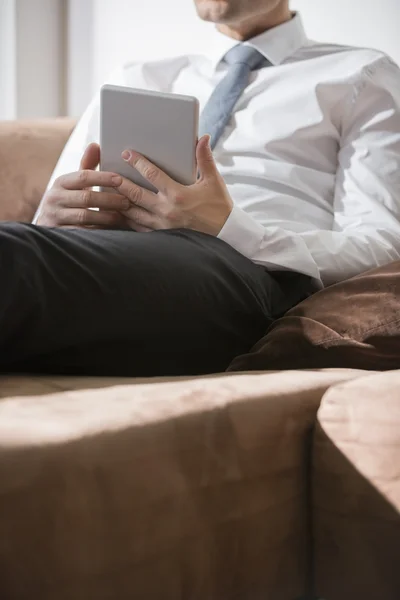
[89, 0, 400, 94]
[67, 0, 95, 117]
[91, 0, 211, 90]
[291, 0, 400, 62]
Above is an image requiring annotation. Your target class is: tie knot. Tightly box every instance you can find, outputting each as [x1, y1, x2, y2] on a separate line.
[223, 44, 269, 71]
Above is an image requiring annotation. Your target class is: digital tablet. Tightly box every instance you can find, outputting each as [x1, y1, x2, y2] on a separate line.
[100, 84, 199, 193]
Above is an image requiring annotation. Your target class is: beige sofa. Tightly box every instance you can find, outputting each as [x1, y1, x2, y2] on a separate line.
[0, 119, 399, 600]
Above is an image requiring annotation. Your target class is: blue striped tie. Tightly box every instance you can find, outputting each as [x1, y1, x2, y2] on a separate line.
[199, 44, 271, 150]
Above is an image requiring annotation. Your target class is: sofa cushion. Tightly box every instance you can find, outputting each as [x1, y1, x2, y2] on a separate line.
[313, 370, 400, 600]
[0, 369, 361, 600]
[0, 119, 74, 222]
[228, 261, 400, 372]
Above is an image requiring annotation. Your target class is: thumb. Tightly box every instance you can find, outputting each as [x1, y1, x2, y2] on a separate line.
[79, 142, 101, 171]
[196, 134, 217, 180]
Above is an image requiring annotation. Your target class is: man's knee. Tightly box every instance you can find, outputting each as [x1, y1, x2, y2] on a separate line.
[0, 222, 39, 261]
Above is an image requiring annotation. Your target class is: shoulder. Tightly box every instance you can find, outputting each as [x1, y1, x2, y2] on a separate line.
[294, 40, 399, 80]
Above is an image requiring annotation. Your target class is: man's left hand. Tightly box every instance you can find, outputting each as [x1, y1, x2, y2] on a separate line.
[116, 134, 233, 236]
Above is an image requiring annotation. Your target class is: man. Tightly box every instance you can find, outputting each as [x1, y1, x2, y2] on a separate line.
[1, 0, 400, 376]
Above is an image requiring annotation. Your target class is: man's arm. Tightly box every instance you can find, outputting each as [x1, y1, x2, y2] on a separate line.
[218, 55, 400, 287]
[302, 55, 400, 284]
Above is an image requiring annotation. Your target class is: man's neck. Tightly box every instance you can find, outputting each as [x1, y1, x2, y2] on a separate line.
[217, 5, 292, 41]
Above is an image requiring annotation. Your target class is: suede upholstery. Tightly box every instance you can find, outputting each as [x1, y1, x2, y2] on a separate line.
[0, 370, 361, 600]
[314, 371, 400, 600]
[229, 261, 400, 373]
[0, 118, 75, 222]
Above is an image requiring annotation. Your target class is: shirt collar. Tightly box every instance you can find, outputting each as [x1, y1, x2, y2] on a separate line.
[205, 12, 308, 72]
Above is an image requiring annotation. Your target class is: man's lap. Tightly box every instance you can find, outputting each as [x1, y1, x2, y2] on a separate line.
[0, 223, 279, 376]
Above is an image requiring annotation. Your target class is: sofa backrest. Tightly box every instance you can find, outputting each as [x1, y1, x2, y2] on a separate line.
[0, 119, 75, 222]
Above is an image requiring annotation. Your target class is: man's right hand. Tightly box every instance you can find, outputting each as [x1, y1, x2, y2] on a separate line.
[35, 143, 128, 228]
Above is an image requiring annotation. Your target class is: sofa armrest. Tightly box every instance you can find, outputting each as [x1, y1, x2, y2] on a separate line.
[0, 118, 76, 222]
[313, 370, 400, 600]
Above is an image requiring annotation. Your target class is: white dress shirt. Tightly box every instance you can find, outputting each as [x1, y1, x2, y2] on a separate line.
[42, 13, 400, 287]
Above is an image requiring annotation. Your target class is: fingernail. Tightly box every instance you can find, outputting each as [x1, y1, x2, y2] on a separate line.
[121, 150, 131, 161]
[112, 175, 122, 185]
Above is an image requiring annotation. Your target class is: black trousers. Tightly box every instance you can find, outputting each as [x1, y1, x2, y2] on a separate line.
[0, 223, 317, 377]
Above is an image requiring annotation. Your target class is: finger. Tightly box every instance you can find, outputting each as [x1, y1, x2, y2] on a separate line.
[58, 189, 130, 211]
[116, 177, 158, 211]
[121, 150, 177, 194]
[123, 205, 157, 230]
[79, 143, 101, 171]
[196, 134, 217, 181]
[56, 170, 122, 191]
[56, 207, 125, 228]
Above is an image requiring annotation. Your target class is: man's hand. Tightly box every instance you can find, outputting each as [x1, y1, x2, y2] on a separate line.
[36, 143, 128, 228]
[117, 134, 233, 235]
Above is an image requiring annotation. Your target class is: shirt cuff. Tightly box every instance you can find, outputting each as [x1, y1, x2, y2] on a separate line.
[218, 205, 265, 259]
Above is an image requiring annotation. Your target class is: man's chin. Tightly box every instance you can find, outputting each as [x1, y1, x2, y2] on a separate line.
[195, 0, 232, 23]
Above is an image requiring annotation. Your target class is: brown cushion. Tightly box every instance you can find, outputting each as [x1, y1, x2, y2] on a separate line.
[228, 261, 400, 372]
[0, 118, 75, 222]
[313, 370, 400, 600]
